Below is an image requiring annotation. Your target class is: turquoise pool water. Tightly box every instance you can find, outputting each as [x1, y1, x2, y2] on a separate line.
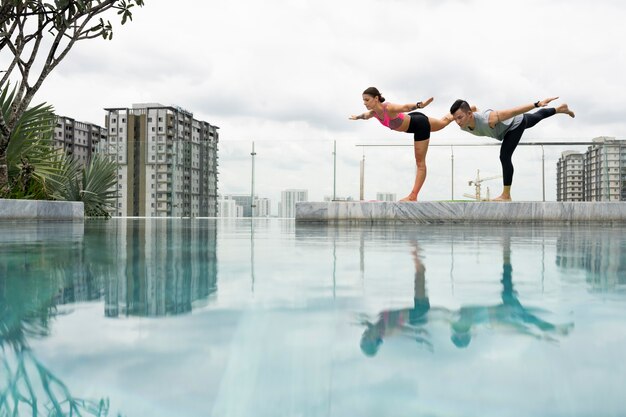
[1, 219, 625, 417]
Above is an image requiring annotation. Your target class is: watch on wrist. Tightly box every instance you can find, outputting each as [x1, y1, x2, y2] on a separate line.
[534, 101, 540, 108]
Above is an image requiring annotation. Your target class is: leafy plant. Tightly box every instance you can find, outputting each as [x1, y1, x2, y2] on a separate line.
[1, 84, 117, 217]
[52, 153, 118, 217]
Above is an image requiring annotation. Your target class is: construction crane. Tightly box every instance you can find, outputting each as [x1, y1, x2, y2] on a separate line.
[463, 169, 502, 201]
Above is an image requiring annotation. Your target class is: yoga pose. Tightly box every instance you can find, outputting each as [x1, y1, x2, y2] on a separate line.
[359, 241, 432, 356]
[450, 97, 575, 201]
[350, 87, 453, 201]
[450, 233, 574, 348]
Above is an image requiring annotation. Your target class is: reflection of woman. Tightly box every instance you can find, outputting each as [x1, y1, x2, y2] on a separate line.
[349, 87, 453, 201]
[450, 235, 574, 348]
[360, 242, 431, 356]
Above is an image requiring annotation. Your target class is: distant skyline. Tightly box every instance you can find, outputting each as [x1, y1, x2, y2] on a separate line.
[4, 0, 625, 203]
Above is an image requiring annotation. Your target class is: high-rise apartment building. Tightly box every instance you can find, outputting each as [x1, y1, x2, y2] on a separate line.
[584, 137, 626, 201]
[556, 137, 626, 202]
[280, 189, 308, 218]
[254, 197, 271, 217]
[222, 194, 254, 217]
[556, 151, 584, 201]
[219, 194, 271, 217]
[101, 103, 219, 217]
[54, 116, 106, 165]
[218, 196, 240, 218]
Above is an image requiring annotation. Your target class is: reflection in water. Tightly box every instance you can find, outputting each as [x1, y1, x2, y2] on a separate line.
[359, 231, 574, 356]
[556, 227, 626, 292]
[101, 219, 218, 317]
[360, 242, 432, 356]
[0, 219, 220, 416]
[1, 350, 111, 416]
[450, 234, 574, 348]
[0, 223, 113, 416]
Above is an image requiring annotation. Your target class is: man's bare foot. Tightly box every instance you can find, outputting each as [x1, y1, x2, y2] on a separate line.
[491, 195, 512, 202]
[400, 194, 417, 202]
[556, 103, 575, 118]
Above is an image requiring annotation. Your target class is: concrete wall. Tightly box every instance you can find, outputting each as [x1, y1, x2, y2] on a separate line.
[296, 201, 626, 224]
[0, 199, 84, 220]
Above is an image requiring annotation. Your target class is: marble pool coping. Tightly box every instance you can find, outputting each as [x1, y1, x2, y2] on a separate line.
[296, 201, 626, 224]
[0, 199, 84, 221]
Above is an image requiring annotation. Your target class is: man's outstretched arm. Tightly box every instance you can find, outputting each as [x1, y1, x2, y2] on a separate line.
[488, 96, 558, 127]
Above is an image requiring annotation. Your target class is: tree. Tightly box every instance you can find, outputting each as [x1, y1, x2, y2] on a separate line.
[0, 0, 144, 193]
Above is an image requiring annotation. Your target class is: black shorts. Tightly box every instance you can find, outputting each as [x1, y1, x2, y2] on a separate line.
[407, 112, 431, 142]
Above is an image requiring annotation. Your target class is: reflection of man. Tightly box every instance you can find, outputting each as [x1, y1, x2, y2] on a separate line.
[450, 235, 574, 348]
[360, 242, 431, 357]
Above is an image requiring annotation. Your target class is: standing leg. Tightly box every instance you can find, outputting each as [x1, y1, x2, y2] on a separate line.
[400, 140, 429, 201]
[493, 105, 573, 201]
[494, 123, 526, 201]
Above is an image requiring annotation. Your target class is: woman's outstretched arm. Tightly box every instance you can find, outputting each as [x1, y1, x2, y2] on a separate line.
[349, 110, 375, 120]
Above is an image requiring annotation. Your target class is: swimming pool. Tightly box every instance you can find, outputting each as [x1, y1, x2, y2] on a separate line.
[1, 219, 625, 417]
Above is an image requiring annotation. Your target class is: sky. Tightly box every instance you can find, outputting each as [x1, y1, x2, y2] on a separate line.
[4, 0, 626, 210]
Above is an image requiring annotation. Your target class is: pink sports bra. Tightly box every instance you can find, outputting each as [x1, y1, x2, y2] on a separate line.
[374, 103, 405, 130]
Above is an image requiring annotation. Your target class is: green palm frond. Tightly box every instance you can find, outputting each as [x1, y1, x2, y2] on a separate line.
[78, 154, 118, 217]
[2, 83, 68, 199]
[2, 84, 117, 217]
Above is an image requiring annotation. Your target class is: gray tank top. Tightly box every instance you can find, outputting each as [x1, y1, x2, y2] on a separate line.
[462, 110, 523, 141]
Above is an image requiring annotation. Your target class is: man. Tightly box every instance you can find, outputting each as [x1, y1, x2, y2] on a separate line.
[450, 97, 575, 201]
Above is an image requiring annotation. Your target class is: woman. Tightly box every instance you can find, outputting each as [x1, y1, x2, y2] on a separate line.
[350, 87, 453, 201]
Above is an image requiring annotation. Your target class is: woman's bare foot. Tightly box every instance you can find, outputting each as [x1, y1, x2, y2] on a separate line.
[556, 103, 575, 118]
[400, 194, 417, 202]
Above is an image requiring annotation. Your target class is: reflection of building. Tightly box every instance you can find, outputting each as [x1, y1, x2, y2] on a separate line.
[54, 115, 106, 166]
[556, 228, 626, 291]
[556, 137, 626, 201]
[102, 103, 219, 217]
[280, 189, 308, 218]
[105, 221, 218, 317]
[376, 192, 396, 202]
